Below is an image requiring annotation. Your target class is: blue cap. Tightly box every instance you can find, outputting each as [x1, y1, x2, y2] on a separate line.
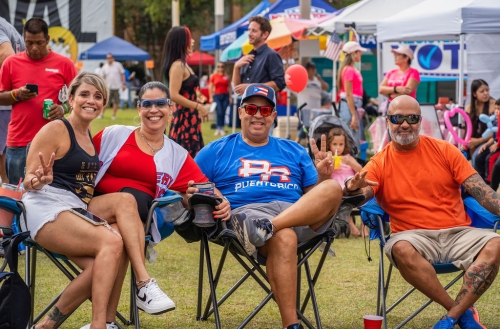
[241, 84, 276, 108]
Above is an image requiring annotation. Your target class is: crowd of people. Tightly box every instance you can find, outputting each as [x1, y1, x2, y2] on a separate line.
[1, 12, 500, 329]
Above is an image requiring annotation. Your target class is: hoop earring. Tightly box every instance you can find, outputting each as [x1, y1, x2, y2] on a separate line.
[133, 116, 141, 126]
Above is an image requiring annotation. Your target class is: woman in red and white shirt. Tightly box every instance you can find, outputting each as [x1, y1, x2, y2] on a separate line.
[379, 45, 421, 103]
[209, 63, 232, 136]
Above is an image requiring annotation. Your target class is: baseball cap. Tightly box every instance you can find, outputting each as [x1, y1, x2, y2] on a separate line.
[391, 45, 414, 60]
[241, 84, 276, 108]
[342, 41, 367, 54]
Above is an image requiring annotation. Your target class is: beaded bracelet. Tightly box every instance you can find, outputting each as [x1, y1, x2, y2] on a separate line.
[10, 90, 20, 102]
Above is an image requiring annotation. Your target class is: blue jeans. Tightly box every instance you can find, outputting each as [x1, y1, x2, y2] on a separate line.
[213, 94, 229, 130]
[6, 146, 27, 185]
[226, 98, 241, 129]
[339, 98, 363, 147]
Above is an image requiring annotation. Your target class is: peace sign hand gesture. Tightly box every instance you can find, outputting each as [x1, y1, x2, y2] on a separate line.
[310, 134, 333, 178]
[34, 152, 55, 186]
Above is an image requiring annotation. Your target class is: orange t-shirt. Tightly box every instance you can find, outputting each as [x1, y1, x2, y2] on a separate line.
[364, 136, 477, 233]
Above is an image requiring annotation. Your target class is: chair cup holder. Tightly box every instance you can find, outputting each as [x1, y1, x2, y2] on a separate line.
[192, 204, 216, 228]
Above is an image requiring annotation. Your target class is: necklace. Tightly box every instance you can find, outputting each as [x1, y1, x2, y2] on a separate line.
[139, 129, 164, 154]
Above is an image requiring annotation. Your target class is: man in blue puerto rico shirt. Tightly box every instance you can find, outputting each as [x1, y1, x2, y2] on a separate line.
[194, 84, 342, 329]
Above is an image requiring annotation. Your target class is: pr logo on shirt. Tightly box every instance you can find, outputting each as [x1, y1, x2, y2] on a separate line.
[238, 159, 291, 182]
[156, 172, 174, 198]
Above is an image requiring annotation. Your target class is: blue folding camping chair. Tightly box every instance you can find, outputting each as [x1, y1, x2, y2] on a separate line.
[359, 197, 500, 329]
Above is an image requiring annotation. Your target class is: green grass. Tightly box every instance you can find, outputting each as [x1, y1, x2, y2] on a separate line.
[16, 112, 500, 328]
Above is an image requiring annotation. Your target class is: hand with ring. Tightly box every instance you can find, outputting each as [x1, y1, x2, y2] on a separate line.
[214, 195, 231, 221]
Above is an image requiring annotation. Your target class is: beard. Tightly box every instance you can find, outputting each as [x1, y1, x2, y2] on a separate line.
[389, 126, 421, 145]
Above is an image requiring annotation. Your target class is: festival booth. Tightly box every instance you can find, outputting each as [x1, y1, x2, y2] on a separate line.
[200, 0, 272, 51]
[374, 0, 500, 150]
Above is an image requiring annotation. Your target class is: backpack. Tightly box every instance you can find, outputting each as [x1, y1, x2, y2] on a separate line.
[0, 231, 31, 329]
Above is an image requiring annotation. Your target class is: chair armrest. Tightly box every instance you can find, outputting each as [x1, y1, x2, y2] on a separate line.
[341, 194, 365, 207]
[153, 191, 183, 208]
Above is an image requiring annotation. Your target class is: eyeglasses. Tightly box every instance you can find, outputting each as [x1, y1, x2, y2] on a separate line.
[387, 114, 421, 125]
[138, 98, 171, 109]
[241, 104, 274, 117]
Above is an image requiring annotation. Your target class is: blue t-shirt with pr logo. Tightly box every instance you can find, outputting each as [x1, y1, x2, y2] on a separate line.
[195, 134, 318, 209]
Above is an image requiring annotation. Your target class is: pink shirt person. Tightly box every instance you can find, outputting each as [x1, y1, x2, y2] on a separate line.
[385, 67, 421, 101]
[340, 66, 363, 98]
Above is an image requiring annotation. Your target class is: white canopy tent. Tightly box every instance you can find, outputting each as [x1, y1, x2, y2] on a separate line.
[307, 0, 424, 36]
[377, 0, 500, 106]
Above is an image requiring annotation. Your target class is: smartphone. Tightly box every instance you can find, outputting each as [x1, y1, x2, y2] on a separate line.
[69, 208, 108, 226]
[26, 83, 38, 93]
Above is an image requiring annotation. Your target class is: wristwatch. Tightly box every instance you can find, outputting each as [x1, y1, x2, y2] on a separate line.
[344, 176, 361, 193]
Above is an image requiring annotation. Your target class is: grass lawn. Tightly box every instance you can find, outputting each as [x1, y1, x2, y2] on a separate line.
[18, 110, 500, 328]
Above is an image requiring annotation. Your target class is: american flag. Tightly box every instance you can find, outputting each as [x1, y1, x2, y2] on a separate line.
[323, 32, 343, 61]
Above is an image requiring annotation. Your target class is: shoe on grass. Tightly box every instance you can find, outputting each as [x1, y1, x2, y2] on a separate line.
[432, 314, 457, 329]
[457, 306, 486, 329]
[136, 278, 175, 315]
[80, 322, 119, 329]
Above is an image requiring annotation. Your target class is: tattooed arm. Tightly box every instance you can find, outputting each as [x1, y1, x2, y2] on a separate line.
[463, 173, 500, 215]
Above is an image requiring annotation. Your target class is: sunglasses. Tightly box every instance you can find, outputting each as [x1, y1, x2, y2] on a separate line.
[387, 114, 421, 125]
[241, 104, 275, 117]
[138, 98, 171, 109]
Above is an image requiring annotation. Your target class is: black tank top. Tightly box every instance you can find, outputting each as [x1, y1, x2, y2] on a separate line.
[50, 118, 100, 204]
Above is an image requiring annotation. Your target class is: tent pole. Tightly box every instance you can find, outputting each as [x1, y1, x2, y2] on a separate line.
[332, 58, 336, 109]
[377, 40, 383, 104]
[458, 34, 465, 107]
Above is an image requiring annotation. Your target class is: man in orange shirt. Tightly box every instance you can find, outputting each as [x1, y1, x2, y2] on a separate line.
[342, 95, 500, 329]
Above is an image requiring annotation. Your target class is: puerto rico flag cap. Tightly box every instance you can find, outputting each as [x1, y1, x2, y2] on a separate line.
[241, 84, 276, 108]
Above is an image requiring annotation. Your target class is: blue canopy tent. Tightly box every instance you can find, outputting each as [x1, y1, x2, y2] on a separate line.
[200, 0, 272, 51]
[201, 0, 336, 52]
[78, 36, 150, 61]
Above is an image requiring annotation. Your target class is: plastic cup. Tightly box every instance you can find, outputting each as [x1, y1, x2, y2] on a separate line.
[0, 184, 23, 227]
[333, 155, 342, 169]
[363, 315, 383, 329]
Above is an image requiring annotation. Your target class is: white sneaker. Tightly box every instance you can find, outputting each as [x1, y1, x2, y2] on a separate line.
[136, 278, 175, 315]
[219, 130, 226, 136]
[214, 129, 220, 136]
[98, 114, 104, 119]
[80, 322, 119, 329]
[111, 115, 116, 120]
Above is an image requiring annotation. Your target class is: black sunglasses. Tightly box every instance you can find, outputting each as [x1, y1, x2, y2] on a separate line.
[241, 104, 275, 117]
[138, 98, 171, 109]
[387, 114, 421, 125]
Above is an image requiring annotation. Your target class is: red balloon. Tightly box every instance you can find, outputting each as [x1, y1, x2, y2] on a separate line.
[285, 64, 308, 93]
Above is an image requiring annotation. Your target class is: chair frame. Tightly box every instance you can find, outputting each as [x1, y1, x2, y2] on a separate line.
[372, 211, 500, 329]
[127, 192, 184, 329]
[196, 195, 364, 329]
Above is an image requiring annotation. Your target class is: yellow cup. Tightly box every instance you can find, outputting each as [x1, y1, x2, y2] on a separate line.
[333, 155, 342, 169]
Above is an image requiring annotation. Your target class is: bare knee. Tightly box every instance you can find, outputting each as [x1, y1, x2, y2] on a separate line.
[98, 233, 124, 259]
[262, 228, 297, 259]
[479, 237, 500, 263]
[391, 240, 420, 268]
[314, 180, 343, 209]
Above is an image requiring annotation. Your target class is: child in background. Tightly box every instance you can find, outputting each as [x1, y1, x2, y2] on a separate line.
[327, 127, 367, 236]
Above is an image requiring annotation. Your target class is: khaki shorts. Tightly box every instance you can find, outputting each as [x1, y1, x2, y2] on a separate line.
[109, 89, 120, 106]
[384, 227, 500, 271]
[231, 201, 334, 243]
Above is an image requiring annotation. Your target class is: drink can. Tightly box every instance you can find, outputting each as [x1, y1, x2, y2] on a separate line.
[193, 182, 215, 195]
[43, 99, 53, 119]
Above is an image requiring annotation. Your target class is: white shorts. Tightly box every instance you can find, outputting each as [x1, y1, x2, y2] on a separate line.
[22, 184, 87, 240]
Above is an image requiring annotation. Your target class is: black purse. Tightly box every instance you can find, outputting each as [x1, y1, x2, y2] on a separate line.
[0, 231, 31, 329]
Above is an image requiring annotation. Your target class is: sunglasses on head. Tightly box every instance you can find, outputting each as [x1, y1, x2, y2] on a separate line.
[241, 104, 275, 117]
[138, 98, 171, 109]
[387, 114, 421, 124]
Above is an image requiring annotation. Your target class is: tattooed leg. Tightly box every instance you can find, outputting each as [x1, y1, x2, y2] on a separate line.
[447, 238, 500, 319]
[47, 306, 67, 327]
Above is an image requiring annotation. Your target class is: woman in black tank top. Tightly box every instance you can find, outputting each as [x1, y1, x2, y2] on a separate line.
[23, 72, 166, 329]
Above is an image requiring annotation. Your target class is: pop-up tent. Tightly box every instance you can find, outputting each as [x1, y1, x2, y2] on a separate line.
[377, 0, 500, 105]
[200, 0, 272, 51]
[78, 36, 150, 61]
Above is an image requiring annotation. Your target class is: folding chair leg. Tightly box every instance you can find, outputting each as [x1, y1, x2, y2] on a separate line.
[378, 246, 388, 329]
[26, 242, 37, 327]
[202, 242, 230, 319]
[200, 232, 222, 329]
[129, 269, 140, 329]
[302, 259, 322, 329]
[196, 236, 205, 321]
